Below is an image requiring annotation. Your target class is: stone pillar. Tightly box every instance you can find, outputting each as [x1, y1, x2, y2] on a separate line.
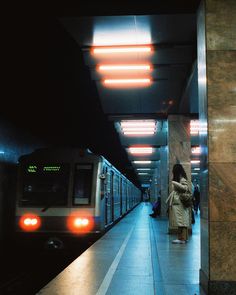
[150, 161, 160, 203]
[197, 1, 236, 294]
[167, 115, 191, 232]
[160, 146, 168, 217]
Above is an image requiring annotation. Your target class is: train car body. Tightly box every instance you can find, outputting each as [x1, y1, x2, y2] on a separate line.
[15, 148, 141, 247]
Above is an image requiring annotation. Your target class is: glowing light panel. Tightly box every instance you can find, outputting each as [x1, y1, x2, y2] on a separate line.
[191, 146, 201, 154]
[121, 120, 156, 128]
[133, 161, 151, 164]
[190, 120, 200, 135]
[120, 120, 156, 136]
[129, 147, 153, 154]
[99, 64, 151, 71]
[191, 160, 200, 164]
[93, 16, 151, 46]
[92, 46, 152, 54]
[123, 131, 155, 135]
[104, 78, 151, 84]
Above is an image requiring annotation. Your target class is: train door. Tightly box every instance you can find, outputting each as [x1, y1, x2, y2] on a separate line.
[105, 169, 114, 226]
[110, 171, 114, 222]
[104, 168, 110, 226]
[120, 178, 122, 216]
[125, 181, 128, 212]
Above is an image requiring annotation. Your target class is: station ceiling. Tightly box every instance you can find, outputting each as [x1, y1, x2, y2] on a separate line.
[4, 1, 201, 186]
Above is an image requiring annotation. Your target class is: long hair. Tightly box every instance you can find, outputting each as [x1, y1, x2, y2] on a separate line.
[172, 164, 187, 182]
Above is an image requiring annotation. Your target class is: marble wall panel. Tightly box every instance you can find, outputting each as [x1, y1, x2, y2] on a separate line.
[200, 218, 209, 277]
[209, 163, 236, 221]
[198, 0, 236, 290]
[210, 221, 236, 281]
[168, 115, 191, 166]
[207, 51, 236, 163]
[206, 0, 236, 50]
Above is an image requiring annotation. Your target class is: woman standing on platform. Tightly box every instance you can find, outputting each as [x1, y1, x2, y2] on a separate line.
[166, 164, 191, 244]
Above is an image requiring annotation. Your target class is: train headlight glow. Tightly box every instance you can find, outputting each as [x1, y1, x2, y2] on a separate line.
[19, 214, 41, 231]
[67, 215, 94, 234]
[74, 218, 89, 227]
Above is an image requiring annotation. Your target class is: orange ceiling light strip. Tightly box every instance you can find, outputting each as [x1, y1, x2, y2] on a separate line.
[104, 78, 151, 85]
[129, 147, 153, 154]
[92, 45, 152, 54]
[98, 64, 151, 71]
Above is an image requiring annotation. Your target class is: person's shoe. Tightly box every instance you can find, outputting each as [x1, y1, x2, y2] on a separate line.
[172, 239, 186, 244]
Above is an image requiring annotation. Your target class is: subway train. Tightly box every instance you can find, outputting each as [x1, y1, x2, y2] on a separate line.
[15, 148, 141, 248]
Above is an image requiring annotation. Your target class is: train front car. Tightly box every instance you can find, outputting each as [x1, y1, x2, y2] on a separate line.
[15, 148, 103, 249]
[15, 148, 141, 249]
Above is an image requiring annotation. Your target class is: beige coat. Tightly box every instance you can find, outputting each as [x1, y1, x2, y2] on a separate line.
[166, 177, 190, 227]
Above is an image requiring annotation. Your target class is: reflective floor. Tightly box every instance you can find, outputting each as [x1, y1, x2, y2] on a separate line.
[38, 203, 206, 295]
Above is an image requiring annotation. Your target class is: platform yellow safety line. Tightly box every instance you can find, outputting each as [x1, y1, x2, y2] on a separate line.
[95, 225, 135, 295]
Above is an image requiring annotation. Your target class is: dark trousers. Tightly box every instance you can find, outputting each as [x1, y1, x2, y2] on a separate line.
[178, 226, 188, 241]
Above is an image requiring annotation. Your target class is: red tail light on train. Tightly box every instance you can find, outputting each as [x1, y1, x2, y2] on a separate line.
[19, 214, 41, 231]
[67, 215, 94, 234]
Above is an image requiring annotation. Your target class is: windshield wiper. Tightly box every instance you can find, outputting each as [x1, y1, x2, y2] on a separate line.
[41, 197, 58, 212]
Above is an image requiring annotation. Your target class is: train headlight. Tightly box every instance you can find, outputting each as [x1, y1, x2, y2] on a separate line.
[74, 218, 89, 227]
[19, 214, 41, 231]
[67, 216, 94, 234]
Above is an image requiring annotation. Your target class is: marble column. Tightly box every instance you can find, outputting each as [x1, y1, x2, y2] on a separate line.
[197, 1, 236, 294]
[167, 115, 191, 232]
[150, 161, 160, 203]
[160, 146, 168, 217]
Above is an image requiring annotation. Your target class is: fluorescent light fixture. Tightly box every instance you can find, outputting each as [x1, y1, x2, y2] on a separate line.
[120, 120, 156, 136]
[137, 168, 151, 171]
[191, 146, 201, 154]
[190, 120, 199, 135]
[121, 120, 155, 128]
[191, 160, 200, 164]
[133, 161, 151, 164]
[138, 173, 149, 175]
[191, 172, 198, 175]
[104, 78, 151, 85]
[194, 168, 200, 171]
[92, 46, 152, 54]
[98, 64, 151, 71]
[129, 147, 153, 154]
[124, 131, 155, 135]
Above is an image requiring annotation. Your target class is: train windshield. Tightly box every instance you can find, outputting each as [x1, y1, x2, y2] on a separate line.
[73, 164, 93, 205]
[20, 163, 70, 207]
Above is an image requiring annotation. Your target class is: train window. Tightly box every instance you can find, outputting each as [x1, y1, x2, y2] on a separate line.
[20, 163, 70, 207]
[73, 164, 93, 205]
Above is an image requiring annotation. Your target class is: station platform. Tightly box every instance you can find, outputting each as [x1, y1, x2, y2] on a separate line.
[37, 203, 206, 295]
